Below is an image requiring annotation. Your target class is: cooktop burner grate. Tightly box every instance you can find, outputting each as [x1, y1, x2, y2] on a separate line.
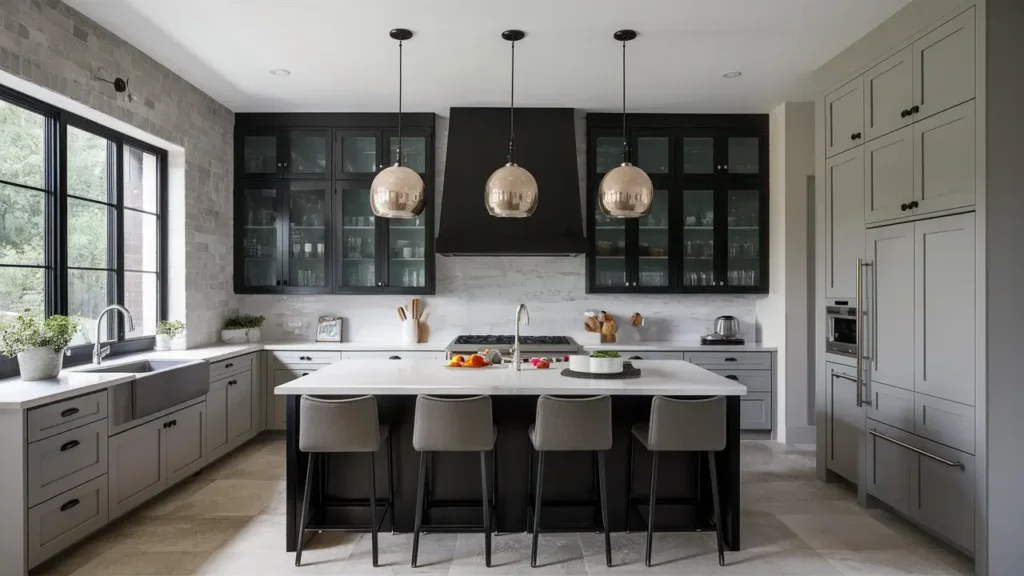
[452, 335, 572, 346]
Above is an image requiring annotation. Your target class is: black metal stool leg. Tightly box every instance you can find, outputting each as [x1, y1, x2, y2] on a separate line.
[597, 451, 611, 567]
[295, 453, 316, 566]
[480, 451, 492, 567]
[491, 438, 498, 534]
[411, 451, 427, 568]
[645, 452, 659, 568]
[709, 450, 726, 566]
[625, 434, 635, 533]
[531, 451, 545, 568]
[369, 452, 379, 567]
[387, 431, 396, 535]
[525, 448, 533, 531]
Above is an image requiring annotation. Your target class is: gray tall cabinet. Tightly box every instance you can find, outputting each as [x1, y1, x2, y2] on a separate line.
[816, 1, 982, 566]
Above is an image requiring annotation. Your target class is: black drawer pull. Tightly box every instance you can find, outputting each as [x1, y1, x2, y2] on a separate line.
[228, 380, 237, 386]
[301, 373, 310, 377]
[629, 356, 643, 360]
[724, 357, 737, 362]
[225, 363, 234, 369]
[60, 498, 80, 512]
[389, 356, 401, 360]
[60, 407, 80, 418]
[60, 440, 80, 452]
[171, 420, 177, 427]
[725, 375, 740, 381]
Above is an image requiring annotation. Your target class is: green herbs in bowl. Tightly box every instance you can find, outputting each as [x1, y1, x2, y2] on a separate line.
[590, 351, 621, 359]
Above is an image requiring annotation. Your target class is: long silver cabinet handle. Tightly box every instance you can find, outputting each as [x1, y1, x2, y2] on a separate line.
[868, 429, 965, 470]
[855, 259, 873, 407]
[832, 373, 858, 383]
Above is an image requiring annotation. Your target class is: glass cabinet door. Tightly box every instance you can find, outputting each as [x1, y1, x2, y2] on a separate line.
[637, 189, 669, 287]
[286, 130, 329, 177]
[594, 136, 625, 174]
[242, 134, 278, 176]
[593, 203, 629, 289]
[681, 189, 717, 288]
[387, 133, 428, 174]
[727, 136, 761, 175]
[335, 185, 378, 290]
[635, 135, 670, 175]
[286, 183, 329, 290]
[335, 131, 381, 179]
[240, 186, 281, 289]
[724, 189, 763, 288]
[387, 213, 428, 290]
[681, 136, 716, 175]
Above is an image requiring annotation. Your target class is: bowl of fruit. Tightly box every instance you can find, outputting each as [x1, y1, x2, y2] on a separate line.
[445, 354, 491, 368]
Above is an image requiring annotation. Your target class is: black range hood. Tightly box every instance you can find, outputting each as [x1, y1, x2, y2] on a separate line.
[436, 107, 586, 256]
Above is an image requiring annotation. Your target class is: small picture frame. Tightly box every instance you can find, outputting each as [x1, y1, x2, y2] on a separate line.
[315, 316, 343, 342]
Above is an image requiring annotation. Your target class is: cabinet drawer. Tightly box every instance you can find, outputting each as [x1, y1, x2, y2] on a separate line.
[710, 369, 771, 393]
[272, 350, 342, 367]
[209, 354, 253, 381]
[28, 391, 108, 443]
[28, 419, 108, 508]
[685, 352, 771, 370]
[865, 422, 914, 515]
[739, 392, 772, 430]
[867, 381, 915, 433]
[341, 351, 445, 361]
[915, 394, 974, 454]
[909, 434, 975, 553]
[615, 351, 686, 361]
[28, 474, 108, 568]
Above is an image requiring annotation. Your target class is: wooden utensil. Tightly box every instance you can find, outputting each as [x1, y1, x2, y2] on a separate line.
[630, 312, 644, 327]
[398, 307, 407, 321]
[601, 315, 617, 336]
[412, 298, 421, 320]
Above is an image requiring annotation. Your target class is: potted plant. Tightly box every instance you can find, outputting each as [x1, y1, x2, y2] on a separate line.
[222, 314, 265, 343]
[0, 311, 80, 381]
[155, 320, 186, 351]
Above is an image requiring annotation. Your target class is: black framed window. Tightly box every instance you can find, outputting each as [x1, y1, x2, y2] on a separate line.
[0, 85, 167, 376]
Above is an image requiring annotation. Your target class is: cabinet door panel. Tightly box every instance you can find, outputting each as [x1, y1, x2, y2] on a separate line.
[914, 213, 975, 405]
[909, 437, 975, 553]
[866, 224, 914, 391]
[739, 392, 771, 430]
[239, 185, 282, 291]
[825, 148, 864, 298]
[865, 423, 913, 514]
[335, 183, 380, 292]
[864, 126, 914, 224]
[206, 377, 229, 459]
[868, 381, 915, 433]
[335, 130, 381, 179]
[680, 189, 717, 290]
[637, 189, 670, 288]
[913, 101, 975, 214]
[241, 133, 279, 177]
[165, 403, 206, 487]
[108, 419, 165, 520]
[825, 77, 864, 158]
[864, 46, 913, 141]
[227, 371, 254, 442]
[826, 363, 862, 484]
[286, 182, 331, 291]
[286, 130, 330, 177]
[915, 393, 975, 454]
[913, 8, 975, 121]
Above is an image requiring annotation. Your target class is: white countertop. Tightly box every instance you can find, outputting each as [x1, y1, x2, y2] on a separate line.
[583, 341, 777, 352]
[273, 359, 747, 396]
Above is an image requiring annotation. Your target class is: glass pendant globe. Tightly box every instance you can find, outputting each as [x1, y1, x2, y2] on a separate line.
[598, 162, 654, 218]
[370, 164, 425, 219]
[485, 162, 538, 217]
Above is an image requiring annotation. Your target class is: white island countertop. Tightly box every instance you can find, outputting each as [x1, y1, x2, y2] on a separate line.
[274, 359, 747, 396]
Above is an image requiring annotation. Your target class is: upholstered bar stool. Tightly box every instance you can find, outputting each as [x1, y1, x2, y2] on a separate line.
[627, 395, 727, 567]
[411, 395, 496, 568]
[296, 395, 394, 568]
[528, 394, 614, 568]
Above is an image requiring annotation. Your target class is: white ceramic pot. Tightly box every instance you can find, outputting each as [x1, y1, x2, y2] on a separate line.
[17, 347, 65, 381]
[222, 327, 262, 343]
[154, 334, 172, 351]
[568, 355, 591, 373]
[589, 357, 624, 374]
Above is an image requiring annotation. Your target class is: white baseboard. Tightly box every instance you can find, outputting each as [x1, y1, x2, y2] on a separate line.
[785, 425, 817, 445]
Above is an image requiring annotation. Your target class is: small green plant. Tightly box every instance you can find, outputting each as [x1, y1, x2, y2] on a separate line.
[590, 350, 621, 359]
[224, 314, 265, 330]
[157, 320, 186, 339]
[0, 310, 80, 357]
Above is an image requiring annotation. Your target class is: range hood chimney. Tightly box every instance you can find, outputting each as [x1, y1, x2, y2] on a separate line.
[435, 107, 586, 256]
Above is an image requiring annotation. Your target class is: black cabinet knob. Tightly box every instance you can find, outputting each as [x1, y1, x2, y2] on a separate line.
[225, 363, 233, 369]
[909, 200, 919, 209]
[910, 105, 920, 114]
[901, 109, 910, 118]
[850, 132, 862, 141]
[901, 203, 909, 211]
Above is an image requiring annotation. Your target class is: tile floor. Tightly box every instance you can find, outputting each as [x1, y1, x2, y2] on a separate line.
[32, 435, 974, 576]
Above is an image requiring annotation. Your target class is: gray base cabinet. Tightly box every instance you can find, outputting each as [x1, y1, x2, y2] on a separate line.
[207, 367, 256, 463]
[270, 365, 331, 429]
[826, 363, 861, 483]
[165, 402, 207, 487]
[684, 351, 774, 432]
[866, 422, 914, 515]
[28, 474, 108, 568]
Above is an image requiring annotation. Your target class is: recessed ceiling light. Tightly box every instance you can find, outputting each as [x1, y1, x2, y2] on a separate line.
[270, 69, 291, 77]
[722, 71, 742, 79]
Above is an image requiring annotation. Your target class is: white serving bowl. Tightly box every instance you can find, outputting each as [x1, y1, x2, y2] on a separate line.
[568, 355, 591, 373]
[589, 357, 624, 374]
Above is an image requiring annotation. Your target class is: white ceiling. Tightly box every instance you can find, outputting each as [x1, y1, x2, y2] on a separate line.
[67, 0, 910, 114]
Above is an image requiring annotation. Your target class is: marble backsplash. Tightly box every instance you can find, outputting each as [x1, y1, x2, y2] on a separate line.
[238, 256, 762, 345]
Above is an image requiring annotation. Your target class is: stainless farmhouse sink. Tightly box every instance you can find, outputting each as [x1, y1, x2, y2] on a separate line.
[84, 359, 210, 428]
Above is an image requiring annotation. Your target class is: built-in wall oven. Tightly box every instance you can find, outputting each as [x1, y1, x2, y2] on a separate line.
[826, 302, 858, 357]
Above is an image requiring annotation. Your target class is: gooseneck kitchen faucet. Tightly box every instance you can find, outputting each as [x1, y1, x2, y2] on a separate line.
[93, 305, 135, 364]
[512, 303, 530, 371]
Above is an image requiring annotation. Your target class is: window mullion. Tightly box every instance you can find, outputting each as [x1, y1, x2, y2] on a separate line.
[113, 140, 124, 341]
[56, 114, 68, 317]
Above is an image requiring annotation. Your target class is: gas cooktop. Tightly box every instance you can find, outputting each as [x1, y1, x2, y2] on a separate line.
[452, 335, 573, 346]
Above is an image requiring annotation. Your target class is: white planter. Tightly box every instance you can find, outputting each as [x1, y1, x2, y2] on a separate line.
[589, 357, 624, 374]
[568, 355, 591, 373]
[221, 327, 262, 343]
[17, 347, 65, 381]
[154, 334, 172, 351]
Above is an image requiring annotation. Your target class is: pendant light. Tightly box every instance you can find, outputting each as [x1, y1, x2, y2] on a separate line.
[598, 29, 653, 218]
[485, 30, 538, 218]
[370, 28, 426, 219]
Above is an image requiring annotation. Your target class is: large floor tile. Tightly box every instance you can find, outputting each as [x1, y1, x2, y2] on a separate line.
[451, 532, 587, 575]
[99, 516, 249, 553]
[820, 549, 972, 576]
[580, 531, 718, 574]
[67, 550, 212, 576]
[160, 479, 284, 517]
[776, 512, 913, 552]
[339, 532, 457, 575]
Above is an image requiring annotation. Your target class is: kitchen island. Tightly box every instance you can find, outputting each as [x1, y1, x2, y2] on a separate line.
[275, 359, 747, 551]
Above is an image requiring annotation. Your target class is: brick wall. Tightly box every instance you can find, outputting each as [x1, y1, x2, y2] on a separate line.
[0, 0, 236, 346]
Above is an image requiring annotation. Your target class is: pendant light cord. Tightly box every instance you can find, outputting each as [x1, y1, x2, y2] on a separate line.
[621, 39, 628, 164]
[397, 39, 404, 167]
[508, 39, 516, 164]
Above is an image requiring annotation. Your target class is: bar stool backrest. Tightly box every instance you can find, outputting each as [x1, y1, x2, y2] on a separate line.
[299, 395, 380, 453]
[647, 395, 727, 452]
[533, 395, 613, 451]
[413, 395, 494, 452]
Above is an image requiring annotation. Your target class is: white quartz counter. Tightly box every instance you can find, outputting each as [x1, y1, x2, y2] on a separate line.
[274, 359, 747, 396]
[583, 341, 777, 352]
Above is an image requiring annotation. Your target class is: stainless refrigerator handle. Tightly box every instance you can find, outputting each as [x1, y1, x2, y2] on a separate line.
[869, 429, 966, 470]
[856, 259, 873, 407]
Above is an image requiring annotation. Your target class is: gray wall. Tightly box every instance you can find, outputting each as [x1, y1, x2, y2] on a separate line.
[984, 0, 1023, 572]
[0, 0, 236, 346]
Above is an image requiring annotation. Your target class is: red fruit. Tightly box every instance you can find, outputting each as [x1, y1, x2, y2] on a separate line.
[563, 356, 569, 361]
[531, 357, 540, 366]
[536, 360, 551, 369]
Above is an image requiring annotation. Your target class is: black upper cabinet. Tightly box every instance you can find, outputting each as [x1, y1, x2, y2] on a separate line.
[586, 114, 769, 294]
[235, 114, 435, 295]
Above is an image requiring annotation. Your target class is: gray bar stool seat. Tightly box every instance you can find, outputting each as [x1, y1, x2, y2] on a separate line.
[627, 395, 727, 567]
[296, 395, 394, 568]
[411, 395, 497, 568]
[528, 395, 613, 568]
